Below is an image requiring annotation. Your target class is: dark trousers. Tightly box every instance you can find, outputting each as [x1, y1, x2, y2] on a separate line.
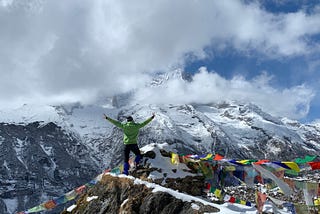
[124, 144, 141, 163]
[123, 144, 141, 175]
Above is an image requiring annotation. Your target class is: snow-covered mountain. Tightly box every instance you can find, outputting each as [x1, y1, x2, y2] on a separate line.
[1, 71, 320, 213]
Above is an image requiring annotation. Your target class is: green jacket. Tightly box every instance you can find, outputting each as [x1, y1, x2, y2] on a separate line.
[106, 117, 153, 145]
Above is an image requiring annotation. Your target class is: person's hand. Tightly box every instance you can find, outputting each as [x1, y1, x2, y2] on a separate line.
[103, 114, 108, 120]
[151, 112, 155, 119]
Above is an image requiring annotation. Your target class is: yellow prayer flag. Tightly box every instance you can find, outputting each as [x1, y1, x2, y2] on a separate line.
[237, 160, 249, 164]
[224, 166, 236, 171]
[314, 198, 320, 206]
[240, 200, 246, 205]
[200, 154, 213, 160]
[171, 153, 179, 165]
[214, 189, 222, 198]
[282, 162, 300, 172]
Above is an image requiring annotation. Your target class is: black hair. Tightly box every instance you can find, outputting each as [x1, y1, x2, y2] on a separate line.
[127, 116, 133, 122]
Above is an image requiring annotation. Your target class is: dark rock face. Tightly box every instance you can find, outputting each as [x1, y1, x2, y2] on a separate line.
[155, 176, 205, 196]
[63, 174, 219, 214]
[0, 122, 99, 213]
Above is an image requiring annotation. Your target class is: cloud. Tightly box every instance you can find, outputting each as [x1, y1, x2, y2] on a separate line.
[0, 0, 319, 119]
[133, 68, 315, 119]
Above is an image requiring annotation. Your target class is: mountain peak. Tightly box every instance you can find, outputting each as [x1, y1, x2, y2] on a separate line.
[150, 69, 193, 87]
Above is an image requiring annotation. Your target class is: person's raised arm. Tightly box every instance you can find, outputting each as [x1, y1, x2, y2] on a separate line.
[104, 114, 124, 129]
[138, 113, 155, 128]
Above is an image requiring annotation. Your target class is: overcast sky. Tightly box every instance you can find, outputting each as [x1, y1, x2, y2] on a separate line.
[0, 0, 320, 122]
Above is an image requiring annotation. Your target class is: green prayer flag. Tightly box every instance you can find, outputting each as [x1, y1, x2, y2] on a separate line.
[294, 155, 317, 164]
[27, 204, 46, 213]
[285, 169, 299, 176]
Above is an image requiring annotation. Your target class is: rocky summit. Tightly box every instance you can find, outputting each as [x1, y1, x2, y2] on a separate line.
[61, 145, 221, 214]
[63, 174, 219, 214]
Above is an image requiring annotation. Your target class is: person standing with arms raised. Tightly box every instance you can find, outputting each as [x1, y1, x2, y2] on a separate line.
[104, 113, 155, 175]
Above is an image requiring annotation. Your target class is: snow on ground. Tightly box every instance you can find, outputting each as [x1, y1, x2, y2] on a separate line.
[140, 143, 196, 180]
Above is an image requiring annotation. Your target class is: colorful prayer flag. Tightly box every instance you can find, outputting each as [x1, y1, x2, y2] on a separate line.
[237, 159, 257, 165]
[282, 162, 300, 172]
[214, 188, 222, 198]
[255, 159, 269, 165]
[240, 200, 246, 205]
[314, 197, 320, 206]
[27, 204, 46, 213]
[308, 162, 320, 170]
[65, 190, 78, 201]
[253, 164, 293, 196]
[76, 185, 86, 194]
[245, 201, 252, 206]
[171, 153, 180, 165]
[54, 195, 68, 205]
[229, 196, 236, 203]
[213, 154, 224, 160]
[200, 153, 213, 160]
[43, 200, 57, 209]
[294, 155, 317, 164]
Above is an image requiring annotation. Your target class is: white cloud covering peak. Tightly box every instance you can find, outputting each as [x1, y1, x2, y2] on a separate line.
[0, 0, 319, 119]
[133, 68, 314, 119]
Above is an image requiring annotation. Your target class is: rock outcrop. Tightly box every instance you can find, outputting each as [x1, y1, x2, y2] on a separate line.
[62, 174, 219, 214]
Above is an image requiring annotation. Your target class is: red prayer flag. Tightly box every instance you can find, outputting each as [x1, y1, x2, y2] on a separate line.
[213, 154, 224, 160]
[206, 183, 211, 190]
[255, 160, 269, 165]
[308, 162, 320, 170]
[229, 197, 236, 203]
[76, 185, 86, 194]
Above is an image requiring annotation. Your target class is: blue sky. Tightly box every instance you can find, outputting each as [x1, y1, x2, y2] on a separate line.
[185, 47, 320, 122]
[183, 0, 320, 122]
[0, 0, 320, 122]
